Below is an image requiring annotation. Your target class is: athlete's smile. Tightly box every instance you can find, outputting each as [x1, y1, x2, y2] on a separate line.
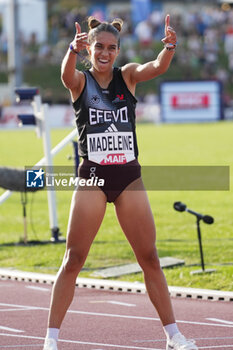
[98, 59, 109, 64]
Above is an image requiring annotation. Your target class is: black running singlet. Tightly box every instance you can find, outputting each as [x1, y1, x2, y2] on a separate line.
[73, 67, 139, 165]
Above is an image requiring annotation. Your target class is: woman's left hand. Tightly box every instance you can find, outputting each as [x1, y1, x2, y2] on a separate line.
[161, 14, 177, 47]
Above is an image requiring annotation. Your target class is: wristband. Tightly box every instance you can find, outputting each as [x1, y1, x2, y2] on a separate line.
[69, 45, 92, 68]
[165, 46, 176, 51]
[69, 43, 79, 54]
[165, 42, 177, 51]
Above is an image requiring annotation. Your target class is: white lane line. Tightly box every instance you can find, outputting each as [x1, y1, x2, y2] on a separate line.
[25, 286, 50, 292]
[0, 303, 42, 311]
[66, 310, 233, 329]
[206, 318, 233, 325]
[199, 346, 233, 349]
[1, 333, 233, 350]
[107, 301, 136, 307]
[0, 333, 162, 350]
[0, 308, 32, 312]
[0, 302, 233, 329]
[0, 344, 42, 348]
[89, 301, 106, 304]
[0, 303, 45, 310]
[0, 326, 24, 333]
[89, 301, 136, 307]
[133, 336, 233, 343]
[198, 337, 233, 340]
[133, 339, 167, 343]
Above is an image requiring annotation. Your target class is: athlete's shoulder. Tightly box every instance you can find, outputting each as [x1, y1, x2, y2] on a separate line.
[120, 64, 140, 92]
[121, 63, 140, 81]
[121, 63, 140, 73]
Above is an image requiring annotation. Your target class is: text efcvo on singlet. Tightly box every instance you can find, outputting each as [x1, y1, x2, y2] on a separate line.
[87, 107, 135, 165]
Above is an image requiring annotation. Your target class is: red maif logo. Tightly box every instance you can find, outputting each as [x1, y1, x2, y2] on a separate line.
[116, 94, 124, 100]
[171, 92, 210, 109]
[100, 153, 127, 165]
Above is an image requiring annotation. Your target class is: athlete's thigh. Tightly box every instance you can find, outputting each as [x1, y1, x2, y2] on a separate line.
[114, 178, 156, 256]
[66, 185, 107, 253]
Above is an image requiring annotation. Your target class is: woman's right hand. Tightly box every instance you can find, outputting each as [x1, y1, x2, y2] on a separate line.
[70, 22, 90, 53]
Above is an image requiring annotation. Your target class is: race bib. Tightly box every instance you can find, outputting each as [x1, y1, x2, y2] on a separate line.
[87, 123, 135, 165]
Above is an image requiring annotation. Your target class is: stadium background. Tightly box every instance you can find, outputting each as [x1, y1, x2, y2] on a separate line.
[0, 0, 233, 109]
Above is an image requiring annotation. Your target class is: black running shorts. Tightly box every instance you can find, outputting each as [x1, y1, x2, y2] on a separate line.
[78, 159, 141, 203]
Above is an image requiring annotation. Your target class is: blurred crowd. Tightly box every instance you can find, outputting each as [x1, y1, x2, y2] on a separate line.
[1, 3, 233, 104]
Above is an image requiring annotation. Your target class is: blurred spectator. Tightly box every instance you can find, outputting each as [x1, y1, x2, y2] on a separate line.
[150, 10, 163, 39]
[216, 67, 228, 85]
[24, 32, 40, 64]
[195, 13, 208, 36]
[0, 31, 8, 56]
[187, 34, 202, 56]
[203, 29, 219, 75]
[49, 15, 60, 45]
[1, 2, 233, 104]
[135, 19, 153, 47]
[228, 51, 233, 71]
[224, 23, 233, 54]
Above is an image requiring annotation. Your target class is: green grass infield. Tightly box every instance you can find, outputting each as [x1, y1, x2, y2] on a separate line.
[0, 122, 232, 291]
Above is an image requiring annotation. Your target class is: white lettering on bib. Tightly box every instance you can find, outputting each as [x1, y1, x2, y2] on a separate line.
[87, 131, 135, 165]
[89, 106, 128, 125]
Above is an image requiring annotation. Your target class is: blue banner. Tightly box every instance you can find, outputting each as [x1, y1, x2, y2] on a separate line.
[88, 4, 107, 22]
[131, 0, 151, 25]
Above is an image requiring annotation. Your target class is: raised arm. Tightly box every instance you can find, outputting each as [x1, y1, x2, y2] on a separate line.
[122, 15, 177, 87]
[61, 22, 89, 99]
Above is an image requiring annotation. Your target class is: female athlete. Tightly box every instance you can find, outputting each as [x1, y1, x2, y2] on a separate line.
[43, 14, 198, 350]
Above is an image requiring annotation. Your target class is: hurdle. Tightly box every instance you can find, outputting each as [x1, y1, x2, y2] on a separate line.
[0, 128, 78, 205]
[0, 88, 78, 241]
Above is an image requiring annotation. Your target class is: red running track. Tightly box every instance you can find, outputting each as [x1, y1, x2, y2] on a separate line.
[0, 279, 233, 349]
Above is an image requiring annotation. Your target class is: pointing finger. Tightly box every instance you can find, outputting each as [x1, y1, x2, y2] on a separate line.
[165, 14, 170, 35]
[75, 22, 81, 34]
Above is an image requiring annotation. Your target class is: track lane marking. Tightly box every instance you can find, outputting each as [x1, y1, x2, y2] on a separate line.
[206, 318, 233, 325]
[25, 286, 50, 292]
[1, 333, 233, 349]
[107, 301, 136, 307]
[0, 303, 37, 310]
[0, 333, 162, 350]
[89, 301, 136, 307]
[199, 346, 233, 349]
[134, 336, 233, 343]
[0, 302, 233, 328]
[0, 308, 33, 312]
[0, 326, 24, 333]
[0, 345, 42, 348]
